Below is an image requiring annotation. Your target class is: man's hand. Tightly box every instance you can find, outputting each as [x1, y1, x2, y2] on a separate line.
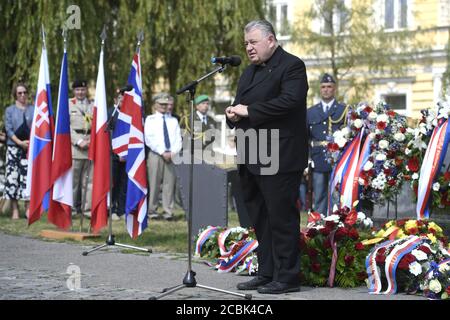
[231, 104, 249, 118]
[162, 151, 172, 163]
[225, 106, 242, 123]
[78, 140, 89, 150]
[20, 140, 29, 151]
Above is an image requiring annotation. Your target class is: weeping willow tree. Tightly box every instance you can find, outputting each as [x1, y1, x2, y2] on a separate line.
[0, 0, 265, 117]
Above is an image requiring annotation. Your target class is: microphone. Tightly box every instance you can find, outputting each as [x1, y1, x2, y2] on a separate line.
[211, 55, 241, 67]
[118, 84, 134, 94]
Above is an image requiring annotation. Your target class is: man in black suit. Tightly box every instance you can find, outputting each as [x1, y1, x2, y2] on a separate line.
[226, 20, 308, 294]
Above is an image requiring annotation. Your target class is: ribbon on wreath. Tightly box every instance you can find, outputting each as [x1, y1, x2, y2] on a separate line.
[327, 230, 338, 287]
[195, 226, 219, 256]
[417, 119, 450, 220]
[216, 240, 258, 273]
[217, 228, 241, 257]
[352, 133, 372, 206]
[328, 130, 362, 215]
[424, 258, 450, 279]
[383, 236, 424, 294]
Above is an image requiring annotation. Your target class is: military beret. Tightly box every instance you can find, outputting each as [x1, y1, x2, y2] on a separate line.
[320, 73, 335, 84]
[72, 79, 87, 89]
[194, 95, 209, 105]
[153, 92, 171, 104]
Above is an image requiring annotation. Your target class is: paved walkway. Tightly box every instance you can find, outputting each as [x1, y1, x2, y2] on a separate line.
[0, 232, 424, 300]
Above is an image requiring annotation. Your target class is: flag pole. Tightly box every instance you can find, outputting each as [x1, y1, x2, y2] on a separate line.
[82, 26, 151, 255]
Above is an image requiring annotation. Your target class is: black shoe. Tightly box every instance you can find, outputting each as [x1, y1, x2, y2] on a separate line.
[257, 281, 300, 294]
[236, 277, 272, 290]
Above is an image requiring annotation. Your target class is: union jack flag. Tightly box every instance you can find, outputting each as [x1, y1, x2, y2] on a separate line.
[112, 50, 148, 238]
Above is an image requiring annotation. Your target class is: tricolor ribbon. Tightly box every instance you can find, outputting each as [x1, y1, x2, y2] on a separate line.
[352, 133, 372, 207]
[340, 130, 364, 209]
[383, 236, 424, 294]
[216, 240, 259, 273]
[217, 227, 247, 257]
[195, 226, 219, 256]
[327, 230, 338, 287]
[328, 131, 362, 215]
[417, 119, 450, 219]
[365, 239, 398, 294]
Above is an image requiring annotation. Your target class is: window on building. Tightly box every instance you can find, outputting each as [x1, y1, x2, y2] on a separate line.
[384, 0, 409, 29]
[267, 1, 291, 38]
[382, 94, 407, 110]
[320, 0, 348, 35]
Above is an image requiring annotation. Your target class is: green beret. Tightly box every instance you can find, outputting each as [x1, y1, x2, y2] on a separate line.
[194, 95, 209, 105]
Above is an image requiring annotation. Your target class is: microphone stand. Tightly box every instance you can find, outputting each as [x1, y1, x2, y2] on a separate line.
[82, 92, 152, 256]
[150, 64, 251, 300]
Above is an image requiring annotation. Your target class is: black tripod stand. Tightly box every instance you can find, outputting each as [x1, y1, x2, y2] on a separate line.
[83, 91, 152, 256]
[149, 65, 251, 300]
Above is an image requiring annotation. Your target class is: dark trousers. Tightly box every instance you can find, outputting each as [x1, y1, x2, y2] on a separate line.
[112, 158, 127, 216]
[239, 165, 301, 284]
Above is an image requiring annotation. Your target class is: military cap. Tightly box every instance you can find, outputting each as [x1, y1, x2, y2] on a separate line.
[320, 73, 336, 84]
[72, 79, 88, 89]
[153, 92, 171, 104]
[194, 95, 209, 105]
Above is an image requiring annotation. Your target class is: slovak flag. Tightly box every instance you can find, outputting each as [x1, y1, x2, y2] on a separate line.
[88, 46, 110, 233]
[26, 44, 54, 226]
[48, 49, 73, 230]
[112, 50, 148, 238]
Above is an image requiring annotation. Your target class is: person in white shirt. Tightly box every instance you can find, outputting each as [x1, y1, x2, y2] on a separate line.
[144, 92, 182, 221]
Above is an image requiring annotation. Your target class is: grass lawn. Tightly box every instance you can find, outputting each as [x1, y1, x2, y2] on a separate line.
[0, 206, 309, 254]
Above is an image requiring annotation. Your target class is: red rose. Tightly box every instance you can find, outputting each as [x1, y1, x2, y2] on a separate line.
[320, 226, 333, 236]
[351, 112, 358, 120]
[377, 122, 387, 130]
[418, 245, 431, 255]
[307, 228, 318, 238]
[446, 286, 450, 295]
[328, 142, 340, 152]
[387, 110, 396, 117]
[307, 248, 319, 258]
[375, 254, 386, 264]
[398, 259, 410, 270]
[407, 157, 419, 172]
[444, 172, 450, 182]
[388, 179, 396, 186]
[403, 253, 416, 263]
[429, 228, 436, 235]
[384, 168, 392, 175]
[348, 228, 359, 240]
[397, 219, 407, 227]
[312, 263, 321, 273]
[364, 106, 373, 113]
[344, 255, 355, 266]
[400, 127, 406, 133]
[404, 175, 411, 181]
[335, 227, 349, 240]
[368, 169, 375, 177]
[325, 220, 336, 229]
[355, 242, 365, 251]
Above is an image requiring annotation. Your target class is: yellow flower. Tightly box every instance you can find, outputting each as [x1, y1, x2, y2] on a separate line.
[385, 221, 395, 228]
[405, 220, 418, 232]
[396, 229, 406, 239]
[374, 229, 385, 238]
[428, 222, 443, 234]
[427, 233, 437, 244]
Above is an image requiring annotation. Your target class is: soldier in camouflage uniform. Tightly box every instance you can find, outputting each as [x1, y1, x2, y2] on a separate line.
[70, 80, 93, 217]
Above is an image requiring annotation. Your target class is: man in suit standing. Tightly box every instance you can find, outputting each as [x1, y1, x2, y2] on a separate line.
[307, 74, 346, 215]
[70, 79, 93, 217]
[226, 20, 308, 294]
[194, 94, 216, 152]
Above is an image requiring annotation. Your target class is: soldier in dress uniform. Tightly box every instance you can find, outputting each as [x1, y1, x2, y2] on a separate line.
[70, 79, 93, 217]
[307, 73, 347, 215]
[193, 94, 216, 152]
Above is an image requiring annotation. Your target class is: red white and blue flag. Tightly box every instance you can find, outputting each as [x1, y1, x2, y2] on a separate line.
[88, 46, 110, 234]
[112, 50, 148, 238]
[26, 44, 54, 226]
[416, 119, 450, 219]
[48, 49, 73, 230]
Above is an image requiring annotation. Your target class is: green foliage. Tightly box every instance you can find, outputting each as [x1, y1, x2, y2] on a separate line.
[0, 0, 265, 119]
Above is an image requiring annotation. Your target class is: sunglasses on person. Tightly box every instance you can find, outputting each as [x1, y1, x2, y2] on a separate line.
[17, 91, 28, 95]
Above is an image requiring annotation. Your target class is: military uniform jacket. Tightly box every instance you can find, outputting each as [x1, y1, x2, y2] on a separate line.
[70, 97, 93, 159]
[307, 101, 346, 172]
[194, 112, 216, 150]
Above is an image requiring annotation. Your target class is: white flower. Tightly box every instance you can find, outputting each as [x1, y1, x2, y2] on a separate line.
[357, 212, 366, 221]
[411, 249, 428, 261]
[376, 114, 389, 123]
[405, 148, 411, 155]
[363, 161, 374, 171]
[408, 261, 422, 276]
[335, 137, 347, 148]
[376, 153, 387, 161]
[439, 262, 450, 273]
[433, 182, 440, 191]
[368, 112, 378, 120]
[341, 127, 351, 137]
[429, 279, 442, 293]
[369, 132, 376, 139]
[358, 177, 366, 185]
[324, 214, 340, 222]
[363, 218, 373, 228]
[412, 173, 419, 180]
[394, 132, 405, 142]
[378, 140, 389, 149]
[353, 119, 363, 129]
[333, 130, 344, 139]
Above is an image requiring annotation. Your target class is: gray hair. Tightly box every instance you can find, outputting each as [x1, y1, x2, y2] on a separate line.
[244, 20, 277, 41]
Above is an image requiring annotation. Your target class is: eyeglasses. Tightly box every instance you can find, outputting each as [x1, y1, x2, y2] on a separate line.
[17, 91, 28, 95]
